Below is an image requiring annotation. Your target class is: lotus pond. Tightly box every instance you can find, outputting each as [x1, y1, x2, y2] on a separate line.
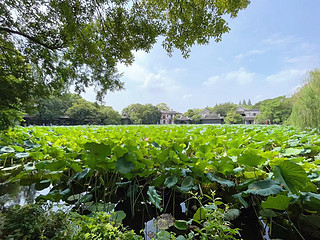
[1, 125, 320, 239]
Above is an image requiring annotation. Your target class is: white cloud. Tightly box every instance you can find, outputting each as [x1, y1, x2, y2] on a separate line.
[225, 68, 256, 85]
[235, 49, 265, 59]
[204, 68, 256, 86]
[141, 70, 181, 92]
[182, 94, 192, 100]
[266, 69, 306, 83]
[203, 76, 221, 86]
[263, 34, 299, 46]
[284, 55, 319, 69]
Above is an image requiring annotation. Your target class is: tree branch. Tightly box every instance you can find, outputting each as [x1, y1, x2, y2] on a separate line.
[0, 26, 63, 50]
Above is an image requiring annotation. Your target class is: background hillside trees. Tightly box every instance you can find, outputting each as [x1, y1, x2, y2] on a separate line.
[0, 0, 250, 130]
[290, 69, 320, 129]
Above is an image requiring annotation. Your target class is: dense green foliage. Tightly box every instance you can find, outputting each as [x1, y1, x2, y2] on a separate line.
[184, 108, 202, 123]
[290, 69, 320, 129]
[210, 102, 238, 117]
[1, 125, 320, 238]
[0, 203, 143, 240]
[28, 94, 121, 125]
[254, 96, 292, 124]
[0, 204, 76, 239]
[0, 0, 250, 130]
[122, 103, 161, 124]
[36, 94, 82, 121]
[224, 110, 243, 124]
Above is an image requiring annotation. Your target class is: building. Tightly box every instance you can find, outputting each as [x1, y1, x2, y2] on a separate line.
[174, 116, 192, 124]
[199, 108, 224, 124]
[160, 110, 181, 124]
[236, 106, 260, 124]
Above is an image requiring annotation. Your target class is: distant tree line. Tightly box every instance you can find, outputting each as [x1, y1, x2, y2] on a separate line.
[6, 69, 320, 129]
[25, 94, 121, 125]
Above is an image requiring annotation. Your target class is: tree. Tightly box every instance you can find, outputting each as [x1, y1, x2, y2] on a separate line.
[98, 106, 121, 125]
[247, 99, 252, 106]
[211, 102, 237, 117]
[290, 69, 320, 129]
[184, 108, 202, 123]
[242, 99, 247, 106]
[66, 99, 100, 124]
[142, 104, 162, 124]
[0, 0, 250, 129]
[122, 103, 161, 124]
[36, 93, 82, 121]
[156, 103, 170, 111]
[254, 96, 292, 124]
[224, 110, 243, 124]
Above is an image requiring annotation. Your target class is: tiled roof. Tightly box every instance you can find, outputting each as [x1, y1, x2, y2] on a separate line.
[200, 113, 223, 120]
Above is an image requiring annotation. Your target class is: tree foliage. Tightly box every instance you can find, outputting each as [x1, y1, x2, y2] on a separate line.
[254, 96, 292, 124]
[0, 0, 250, 129]
[290, 69, 320, 129]
[211, 102, 237, 117]
[122, 103, 161, 124]
[224, 110, 243, 124]
[36, 93, 81, 121]
[156, 103, 170, 111]
[66, 99, 121, 125]
[184, 108, 202, 123]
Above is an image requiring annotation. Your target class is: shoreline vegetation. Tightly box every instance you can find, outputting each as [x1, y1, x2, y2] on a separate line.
[1, 124, 320, 239]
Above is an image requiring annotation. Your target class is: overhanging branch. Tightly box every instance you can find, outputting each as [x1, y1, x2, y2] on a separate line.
[0, 26, 63, 50]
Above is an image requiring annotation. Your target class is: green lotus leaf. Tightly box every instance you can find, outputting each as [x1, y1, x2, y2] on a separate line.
[147, 186, 162, 211]
[244, 180, 283, 196]
[259, 209, 281, 218]
[177, 176, 194, 192]
[238, 149, 267, 167]
[116, 153, 135, 174]
[84, 142, 111, 168]
[206, 173, 234, 187]
[77, 193, 93, 204]
[304, 192, 320, 209]
[45, 160, 67, 171]
[282, 148, 302, 156]
[77, 168, 90, 179]
[176, 236, 187, 240]
[261, 194, 292, 210]
[233, 193, 249, 208]
[1, 146, 15, 153]
[15, 152, 29, 159]
[164, 176, 178, 188]
[90, 203, 115, 213]
[273, 160, 308, 194]
[175, 220, 188, 230]
[111, 210, 126, 223]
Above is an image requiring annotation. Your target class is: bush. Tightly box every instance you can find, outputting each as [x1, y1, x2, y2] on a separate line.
[0, 203, 76, 240]
[0, 203, 143, 240]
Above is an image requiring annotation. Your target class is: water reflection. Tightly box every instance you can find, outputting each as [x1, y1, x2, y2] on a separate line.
[0, 182, 51, 210]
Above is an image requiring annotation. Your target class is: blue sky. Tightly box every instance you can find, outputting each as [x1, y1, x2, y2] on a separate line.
[82, 0, 320, 113]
